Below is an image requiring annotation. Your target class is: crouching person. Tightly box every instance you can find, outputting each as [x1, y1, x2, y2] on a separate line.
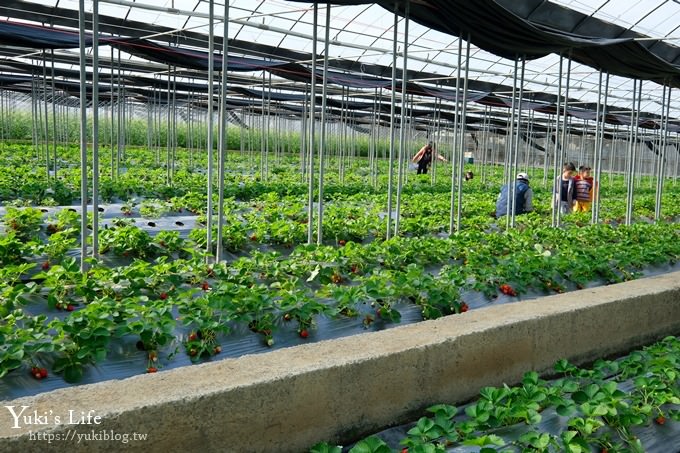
[496, 172, 534, 218]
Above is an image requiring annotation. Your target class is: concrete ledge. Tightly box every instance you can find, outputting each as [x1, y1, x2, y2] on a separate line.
[1, 271, 680, 453]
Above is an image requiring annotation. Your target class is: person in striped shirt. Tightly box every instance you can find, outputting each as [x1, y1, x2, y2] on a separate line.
[573, 165, 595, 212]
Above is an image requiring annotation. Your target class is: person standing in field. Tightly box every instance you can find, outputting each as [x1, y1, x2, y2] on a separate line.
[555, 162, 576, 214]
[573, 165, 595, 212]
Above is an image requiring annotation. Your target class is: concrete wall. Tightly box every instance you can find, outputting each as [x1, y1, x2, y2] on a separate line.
[1, 271, 679, 453]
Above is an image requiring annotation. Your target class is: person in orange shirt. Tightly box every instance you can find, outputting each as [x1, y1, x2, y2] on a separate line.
[573, 165, 596, 212]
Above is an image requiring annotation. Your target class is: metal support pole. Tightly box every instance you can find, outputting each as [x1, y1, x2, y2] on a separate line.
[385, 2, 398, 240]
[456, 37, 470, 232]
[77, 0, 88, 272]
[655, 85, 671, 221]
[91, 1, 100, 259]
[216, 1, 229, 262]
[509, 56, 525, 228]
[306, 4, 318, 244]
[505, 58, 519, 227]
[317, 3, 331, 244]
[205, 0, 215, 259]
[624, 79, 638, 226]
[593, 71, 608, 224]
[448, 37, 462, 235]
[394, 0, 409, 236]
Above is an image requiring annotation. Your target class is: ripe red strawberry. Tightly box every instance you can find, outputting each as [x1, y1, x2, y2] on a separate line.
[500, 284, 517, 297]
[249, 234, 258, 241]
[601, 449, 608, 453]
[159, 292, 168, 300]
[66, 304, 75, 312]
[299, 329, 309, 339]
[460, 302, 469, 313]
[201, 281, 210, 291]
[350, 265, 359, 274]
[188, 332, 198, 342]
[41, 261, 50, 270]
[31, 367, 47, 380]
[213, 346, 222, 354]
[146, 367, 157, 373]
[401, 449, 408, 453]
[655, 415, 666, 425]
[338, 240, 346, 246]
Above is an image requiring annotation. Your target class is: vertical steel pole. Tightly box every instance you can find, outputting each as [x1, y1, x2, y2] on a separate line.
[317, 2, 331, 244]
[91, 1, 100, 259]
[509, 56, 525, 228]
[394, 0, 409, 236]
[456, 37, 470, 231]
[505, 58, 519, 227]
[306, 4, 318, 244]
[386, 2, 398, 240]
[593, 71, 608, 224]
[216, 1, 229, 262]
[551, 56, 563, 228]
[448, 37, 462, 235]
[655, 85, 671, 221]
[206, 0, 215, 258]
[624, 79, 637, 226]
[78, 0, 88, 272]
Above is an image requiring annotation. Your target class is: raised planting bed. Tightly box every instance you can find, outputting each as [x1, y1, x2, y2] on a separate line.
[0, 202, 679, 398]
[1, 271, 679, 452]
[315, 335, 680, 453]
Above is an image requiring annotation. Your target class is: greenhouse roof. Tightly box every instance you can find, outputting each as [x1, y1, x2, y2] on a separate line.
[0, 0, 679, 131]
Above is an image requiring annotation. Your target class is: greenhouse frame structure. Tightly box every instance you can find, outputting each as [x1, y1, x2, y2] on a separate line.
[0, 0, 679, 268]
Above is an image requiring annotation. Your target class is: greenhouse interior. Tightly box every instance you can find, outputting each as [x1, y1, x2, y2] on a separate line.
[0, 0, 680, 452]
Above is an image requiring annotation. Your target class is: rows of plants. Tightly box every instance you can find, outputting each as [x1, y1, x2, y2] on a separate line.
[1, 198, 678, 384]
[1, 143, 679, 231]
[311, 335, 680, 453]
[1, 143, 679, 394]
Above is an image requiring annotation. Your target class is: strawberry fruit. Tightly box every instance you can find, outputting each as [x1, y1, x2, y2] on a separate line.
[41, 261, 50, 270]
[146, 367, 158, 373]
[299, 329, 309, 339]
[500, 284, 517, 297]
[31, 367, 48, 380]
[159, 292, 168, 300]
[655, 415, 666, 425]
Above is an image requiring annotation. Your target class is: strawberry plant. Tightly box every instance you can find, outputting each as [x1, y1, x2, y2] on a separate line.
[0, 311, 53, 378]
[50, 301, 117, 382]
[178, 292, 230, 361]
[2, 207, 43, 241]
[0, 232, 25, 265]
[153, 230, 185, 255]
[99, 224, 153, 258]
[139, 198, 170, 218]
